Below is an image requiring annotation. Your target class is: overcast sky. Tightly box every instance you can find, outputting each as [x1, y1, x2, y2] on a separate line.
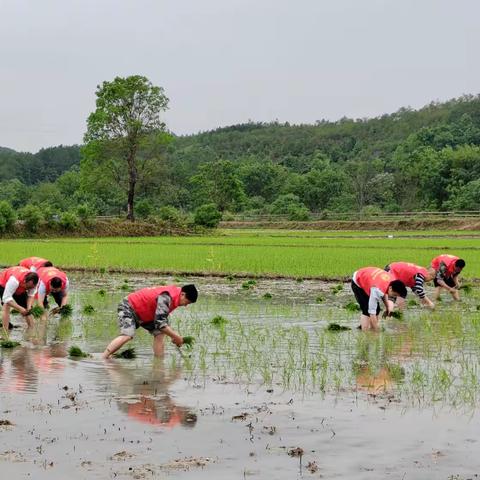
[0, 0, 478, 152]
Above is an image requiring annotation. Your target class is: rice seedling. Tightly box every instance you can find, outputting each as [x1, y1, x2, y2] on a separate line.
[344, 302, 360, 312]
[315, 295, 325, 303]
[210, 315, 228, 328]
[68, 345, 88, 358]
[263, 293, 272, 299]
[327, 323, 351, 331]
[98, 289, 106, 297]
[113, 347, 136, 359]
[29, 305, 45, 318]
[408, 299, 417, 307]
[83, 304, 95, 314]
[330, 284, 343, 295]
[459, 284, 473, 294]
[120, 284, 130, 291]
[390, 311, 403, 320]
[59, 304, 73, 318]
[182, 336, 195, 349]
[1, 339, 21, 348]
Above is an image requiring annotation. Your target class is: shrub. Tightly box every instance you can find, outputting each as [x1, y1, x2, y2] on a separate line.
[76, 203, 96, 226]
[0, 201, 16, 233]
[193, 203, 222, 228]
[158, 205, 181, 222]
[59, 211, 80, 231]
[19, 204, 43, 233]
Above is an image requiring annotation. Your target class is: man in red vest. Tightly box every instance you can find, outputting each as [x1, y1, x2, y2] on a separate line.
[0, 266, 39, 331]
[36, 267, 70, 313]
[19, 257, 53, 272]
[351, 267, 407, 331]
[103, 284, 198, 358]
[430, 254, 466, 301]
[384, 262, 435, 309]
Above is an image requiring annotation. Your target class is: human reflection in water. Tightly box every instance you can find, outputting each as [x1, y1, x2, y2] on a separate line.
[105, 358, 197, 428]
[0, 343, 67, 393]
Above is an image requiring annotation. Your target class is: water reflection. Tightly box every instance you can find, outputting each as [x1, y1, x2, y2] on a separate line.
[0, 344, 66, 393]
[105, 359, 197, 428]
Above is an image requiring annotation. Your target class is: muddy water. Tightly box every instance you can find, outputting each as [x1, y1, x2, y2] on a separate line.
[1, 273, 480, 479]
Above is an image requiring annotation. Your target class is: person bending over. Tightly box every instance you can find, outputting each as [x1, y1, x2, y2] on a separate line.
[351, 267, 407, 331]
[103, 284, 198, 358]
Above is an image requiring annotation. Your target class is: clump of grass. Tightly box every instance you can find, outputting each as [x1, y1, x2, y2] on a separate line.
[59, 304, 73, 318]
[1, 339, 21, 348]
[330, 284, 343, 295]
[114, 347, 136, 359]
[83, 304, 95, 315]
[263, 293, 272, 299]
[29, 305, 45, 318]
[182, 336, 195, 349]
[390, 311, 403, 320]
[68, 346, 88, 358]
[296, 277, 304, 283]
[327, 323, 351, 331]
[210, 315, 228, 328]
[315, 295, 325, 303]
[99, 267, 106, 274]
[344, 302, 360, 312]
[98, 289, 106, 297]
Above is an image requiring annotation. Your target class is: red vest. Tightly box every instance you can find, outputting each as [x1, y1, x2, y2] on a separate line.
[0, 266, 31, 294]
[355, 267, 392, 296]
[38, 267, 68, 295]
[19, 256, 49, 270]
[128, 285, 182, 323]
[388, 262, 429, 288]
[431, 254, 459, 277]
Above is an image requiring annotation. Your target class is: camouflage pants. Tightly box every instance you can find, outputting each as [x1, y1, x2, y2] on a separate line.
[118, 298, 163, 337]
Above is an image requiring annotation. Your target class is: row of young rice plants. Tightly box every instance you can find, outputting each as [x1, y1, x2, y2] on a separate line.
[1, 230, 480, 278]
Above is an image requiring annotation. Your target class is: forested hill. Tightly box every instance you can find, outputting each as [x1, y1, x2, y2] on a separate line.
[1, 94, 480, 217]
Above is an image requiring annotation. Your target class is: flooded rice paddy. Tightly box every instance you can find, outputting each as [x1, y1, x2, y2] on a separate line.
[1, 273, 480, 479]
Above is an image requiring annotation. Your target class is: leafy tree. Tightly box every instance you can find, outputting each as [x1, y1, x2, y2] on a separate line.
[189, 160, 246, 211]
[0, 201, 16, 233]
[83, 75, 169, 220]
[19, 204, 43, 233]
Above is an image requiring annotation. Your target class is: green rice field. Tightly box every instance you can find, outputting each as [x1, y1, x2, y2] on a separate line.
[1, 229, 479, 278]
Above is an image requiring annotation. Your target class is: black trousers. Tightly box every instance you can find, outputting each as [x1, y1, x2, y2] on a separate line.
[0, 286, 28, 308]
[351, 280, 380, 317]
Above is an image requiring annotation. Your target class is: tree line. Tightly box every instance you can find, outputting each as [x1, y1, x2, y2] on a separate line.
[1, 79, 480, 231]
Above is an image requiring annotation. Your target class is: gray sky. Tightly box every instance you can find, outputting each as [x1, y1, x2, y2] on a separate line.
[0, 0, 478, 152]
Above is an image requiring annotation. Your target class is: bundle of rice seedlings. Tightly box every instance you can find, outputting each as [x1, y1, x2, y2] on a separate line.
[113, 347, 136, 359]
[29, 305, 45, 318]
[59, 304, 73, 318]
[68, 346, 88, 358]
[1, 339, 21, 348]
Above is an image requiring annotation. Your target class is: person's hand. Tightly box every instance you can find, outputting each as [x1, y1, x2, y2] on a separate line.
[171, 335, 184, 347]
[20, 307, 30, 316]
